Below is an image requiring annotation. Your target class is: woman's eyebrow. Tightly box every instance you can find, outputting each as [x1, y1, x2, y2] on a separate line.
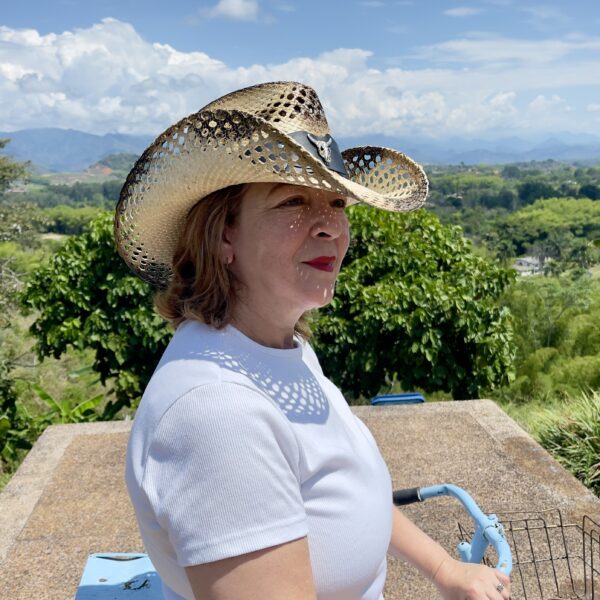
[266, 183, 296, 199]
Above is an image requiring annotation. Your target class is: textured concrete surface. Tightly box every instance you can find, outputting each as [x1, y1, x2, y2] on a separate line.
[355, 401, 600, 600]
[0, 400, 598, 599]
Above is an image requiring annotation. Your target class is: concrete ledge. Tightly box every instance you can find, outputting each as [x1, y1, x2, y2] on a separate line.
[0, 400, 597, 599]
[0, 421, 133, 566]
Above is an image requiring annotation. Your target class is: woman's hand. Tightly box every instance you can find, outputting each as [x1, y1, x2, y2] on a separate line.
[433, 557, 511, 600]
[387, 506, 511, 599]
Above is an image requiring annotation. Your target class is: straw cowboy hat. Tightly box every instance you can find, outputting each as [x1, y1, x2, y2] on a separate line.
[115, 81, 429, 286]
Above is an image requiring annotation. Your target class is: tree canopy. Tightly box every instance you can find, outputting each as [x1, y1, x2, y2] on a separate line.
[0, 139, 29, 193]
[491, 197, 600, 260]
[314, 206, 516, 400]
[20, 212, 172, 417]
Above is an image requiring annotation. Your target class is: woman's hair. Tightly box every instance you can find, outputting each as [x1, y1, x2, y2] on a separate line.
[154, 183, 311, 340]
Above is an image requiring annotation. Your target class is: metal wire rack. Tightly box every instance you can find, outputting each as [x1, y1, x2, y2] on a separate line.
[458, 509, 600, 599]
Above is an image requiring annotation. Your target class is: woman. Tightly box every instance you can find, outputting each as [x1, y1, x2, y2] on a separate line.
[117, 81, 510, 600]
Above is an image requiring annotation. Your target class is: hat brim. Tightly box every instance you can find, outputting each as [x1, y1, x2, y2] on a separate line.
[115, 108, 428, 286]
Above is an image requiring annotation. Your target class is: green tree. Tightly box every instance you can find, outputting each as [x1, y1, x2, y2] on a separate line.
[491, 198, 600, 259]
[496, 275, 600, 402]
[314, 206, 516, 401]
[517, 180, 557, 205]
[0, 144, 38, 470]
[0, 355, 31, 471]
[20, 212, 172, 416]
[0, 139, 29, 193]
[503, 275, 593, 358]
[0, 202, 49, 246]
[501, 165, 521, 180]
[579, 183, 600, 201]
[44, 205, 100, 235]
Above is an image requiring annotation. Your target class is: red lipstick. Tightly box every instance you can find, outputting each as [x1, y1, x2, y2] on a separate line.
[303, 256, 336, 272]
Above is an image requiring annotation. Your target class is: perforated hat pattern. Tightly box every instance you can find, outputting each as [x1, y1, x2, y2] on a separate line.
[115, 81, 428, 286]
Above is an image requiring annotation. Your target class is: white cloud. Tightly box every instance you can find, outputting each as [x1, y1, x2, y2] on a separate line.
[444, 7, 482, 17]
[273, 2, 295, 11]
[204, 0, 259, 21]
[0, 19, 599, 139]
[587, 103, 600, 112]
[520, 5, 566, 22]
[529, 94, 570, 112]
[415, 34, 600, 65]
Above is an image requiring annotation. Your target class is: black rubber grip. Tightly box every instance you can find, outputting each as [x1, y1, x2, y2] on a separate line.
[392, 488, 421, 506]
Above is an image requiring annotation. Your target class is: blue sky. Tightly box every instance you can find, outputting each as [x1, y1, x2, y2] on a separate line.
[2, 0, 600, 140]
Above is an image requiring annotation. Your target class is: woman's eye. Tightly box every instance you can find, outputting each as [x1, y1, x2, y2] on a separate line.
[332, 198, 347, 209]
[280, 197, 304, 207]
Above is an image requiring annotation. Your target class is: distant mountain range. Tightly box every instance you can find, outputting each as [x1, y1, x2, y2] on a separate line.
[2, 127, 600, 172]
[0, 128, 153, 172]
[342, 132, 600, 166]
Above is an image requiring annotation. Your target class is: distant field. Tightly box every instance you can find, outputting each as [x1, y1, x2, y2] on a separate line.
[37, 168, 123, 186]
[40, 233, 68, 242]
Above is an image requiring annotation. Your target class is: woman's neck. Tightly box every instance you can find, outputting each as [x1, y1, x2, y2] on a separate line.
[230, 302, 299, 349]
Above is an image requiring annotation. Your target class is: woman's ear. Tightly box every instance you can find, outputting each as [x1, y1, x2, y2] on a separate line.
[221, 226, 235, 266]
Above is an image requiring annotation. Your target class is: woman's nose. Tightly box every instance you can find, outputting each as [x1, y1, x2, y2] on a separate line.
[309, 207, 347, 239]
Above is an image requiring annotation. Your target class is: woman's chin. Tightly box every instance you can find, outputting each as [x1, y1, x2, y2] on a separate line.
[303, 289, 336, 310]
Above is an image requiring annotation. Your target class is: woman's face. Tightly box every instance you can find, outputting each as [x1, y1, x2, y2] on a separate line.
[224, 182, 350, 321]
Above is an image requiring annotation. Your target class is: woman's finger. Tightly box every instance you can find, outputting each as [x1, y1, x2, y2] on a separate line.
[496, 569, 510, 600]
[493, 571, 511, 599]
[495, 569, 510, 584]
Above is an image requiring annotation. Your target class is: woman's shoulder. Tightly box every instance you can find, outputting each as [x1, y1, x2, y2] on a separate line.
[148, 320, 239, 394]
[300, 340, 324, 375]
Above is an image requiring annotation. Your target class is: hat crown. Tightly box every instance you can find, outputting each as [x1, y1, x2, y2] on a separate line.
[204, 81, 330, 136]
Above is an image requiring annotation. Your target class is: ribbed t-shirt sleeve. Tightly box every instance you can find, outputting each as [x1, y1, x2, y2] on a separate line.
[142, 382, 308, 567]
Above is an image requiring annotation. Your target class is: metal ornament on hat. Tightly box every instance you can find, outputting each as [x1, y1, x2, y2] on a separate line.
[308, 133, 332, 163]
[288, 131, 348, 177]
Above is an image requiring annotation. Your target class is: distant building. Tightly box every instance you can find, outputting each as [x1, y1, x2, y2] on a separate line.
[513, 256, 543, 276]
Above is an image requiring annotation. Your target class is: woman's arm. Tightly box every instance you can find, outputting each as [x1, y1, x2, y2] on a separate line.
[388, 505, 511, 599]
[185, 537, 317, 600]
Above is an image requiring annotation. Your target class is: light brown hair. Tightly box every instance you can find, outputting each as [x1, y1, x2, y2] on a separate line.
[154, 184, 311, 339]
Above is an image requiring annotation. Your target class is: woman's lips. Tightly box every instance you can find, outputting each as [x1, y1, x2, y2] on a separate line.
[303, 256, 336, 272]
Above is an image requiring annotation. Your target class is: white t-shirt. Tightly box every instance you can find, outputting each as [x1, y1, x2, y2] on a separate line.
[126, 320, 393, 600]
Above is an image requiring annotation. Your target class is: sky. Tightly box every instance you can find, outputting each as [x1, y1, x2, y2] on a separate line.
[2, 0, 600, 141]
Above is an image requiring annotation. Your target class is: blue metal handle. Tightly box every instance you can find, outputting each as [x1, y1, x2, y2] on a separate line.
[411, 484, 512, 575]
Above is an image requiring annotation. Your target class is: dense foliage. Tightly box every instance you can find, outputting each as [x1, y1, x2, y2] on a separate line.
[0, 139, 29, 193]
[9, 179, 123, 209]
[428, 162, 600, 214]
[314, 206, 516, 400]
[537, 391, 600, 495]
[492, 198, 600, 261]
[0, 202, 49, 245]
[498, 275, 600, 402]
[44, 205, 100, 235]
[20, 212, 172, 417]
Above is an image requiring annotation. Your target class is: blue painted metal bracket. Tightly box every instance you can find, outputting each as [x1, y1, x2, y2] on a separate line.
[371, 393, 425, 405]
[418, 484, 512, 575]
[75, 553, 163, 599]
